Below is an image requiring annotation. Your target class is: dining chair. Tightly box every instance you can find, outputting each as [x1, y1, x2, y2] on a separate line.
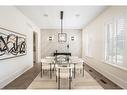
[45, 56, 56, 70]
[71, 58, 85, 77]
[45, 56, 55, 59]
[55, 64, 73, 89]
[69, 56, 79, 60]
[56, 55, 67, 62]
[41, 58, 54, 79]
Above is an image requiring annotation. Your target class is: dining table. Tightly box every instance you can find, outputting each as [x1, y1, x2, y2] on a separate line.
[42, 56, 85, 78]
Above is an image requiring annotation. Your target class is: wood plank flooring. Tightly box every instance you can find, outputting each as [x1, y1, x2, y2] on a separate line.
[2, 63, 122, 89]
[84, 64, 122, 89]
[3, 63, 41, 89]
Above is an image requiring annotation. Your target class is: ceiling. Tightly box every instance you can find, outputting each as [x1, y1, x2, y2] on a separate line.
[17, 6, 108, 29]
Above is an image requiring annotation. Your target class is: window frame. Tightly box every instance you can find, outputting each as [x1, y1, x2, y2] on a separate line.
[104, 16, 125, 65]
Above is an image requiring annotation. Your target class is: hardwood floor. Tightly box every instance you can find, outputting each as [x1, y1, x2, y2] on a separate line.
[3, 63, 41, 89]
[2, 63, 122, 89]
[84, 64, 122, 89]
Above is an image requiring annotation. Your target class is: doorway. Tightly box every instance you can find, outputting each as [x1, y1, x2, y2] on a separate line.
[33, 31, 37, 64]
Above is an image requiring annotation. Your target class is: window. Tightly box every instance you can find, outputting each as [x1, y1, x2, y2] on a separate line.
[105, 16, 125, 64]
[85, 32, 93, 57]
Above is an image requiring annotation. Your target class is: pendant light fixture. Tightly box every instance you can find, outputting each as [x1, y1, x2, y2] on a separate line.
[58, 11, 67, 42]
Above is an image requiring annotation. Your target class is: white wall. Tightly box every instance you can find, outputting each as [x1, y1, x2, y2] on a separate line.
[0, 6, 40, 88]
[82, 6, 127, 88]
[41, 29, 82, 58]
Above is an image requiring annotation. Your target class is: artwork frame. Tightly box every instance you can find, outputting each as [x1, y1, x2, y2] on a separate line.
[58, 33, 67, 42]
[0, 27, 27, 60]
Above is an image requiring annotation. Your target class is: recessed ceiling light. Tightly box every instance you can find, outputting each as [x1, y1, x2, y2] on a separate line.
[75, 14, 80, 17]
[43, 14, 48, 17]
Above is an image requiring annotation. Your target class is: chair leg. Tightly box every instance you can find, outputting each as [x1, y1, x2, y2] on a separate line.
[58, 68, 60, 89]
[83, 63, 85, 77]
[41, 63, 42, 78]
[58, 77, 60, 89]
[41, 70, 45, 77]
[50, 63, 52, 79]
[56, 76, 57, 82]
[53, 64, 55, 71]
[69, 68, 71, 89]
[41, 69, 42, 78]
[74, 64, 76, 78]
[69, 77, 72, 89]
[70, 77, 72, 82]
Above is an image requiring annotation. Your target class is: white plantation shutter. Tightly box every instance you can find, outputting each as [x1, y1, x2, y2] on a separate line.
[105, 22, 114, 63]
[105, 15, 126, 64]
[116, 16, 125, 63]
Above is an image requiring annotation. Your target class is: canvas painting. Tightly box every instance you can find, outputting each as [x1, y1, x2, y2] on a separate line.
[0, 27, 27, 60]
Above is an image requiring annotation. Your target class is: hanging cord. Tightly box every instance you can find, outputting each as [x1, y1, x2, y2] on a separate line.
[60, 11, 63, 34]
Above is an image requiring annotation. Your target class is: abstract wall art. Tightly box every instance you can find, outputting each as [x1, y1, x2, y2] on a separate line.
[0, 27, 27, 60]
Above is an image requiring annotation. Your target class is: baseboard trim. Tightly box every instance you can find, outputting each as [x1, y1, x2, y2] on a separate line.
[0, 65, 32, 88]
[86, 62, 127, 89]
